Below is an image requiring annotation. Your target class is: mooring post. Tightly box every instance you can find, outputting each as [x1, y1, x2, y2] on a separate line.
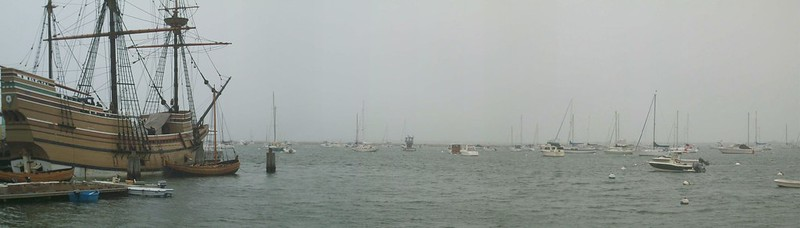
[267, 147, 276, 173]
[127, 153, 141, 180]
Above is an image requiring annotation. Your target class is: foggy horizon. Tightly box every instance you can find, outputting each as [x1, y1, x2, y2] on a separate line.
[2, 1, 800, 145]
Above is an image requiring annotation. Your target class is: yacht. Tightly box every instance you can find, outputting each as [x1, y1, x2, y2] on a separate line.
[541, 142, 565, 157]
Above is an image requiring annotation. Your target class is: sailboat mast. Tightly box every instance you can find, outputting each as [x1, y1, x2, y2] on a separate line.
[46, 0, 54, 79]
[569, 114, 574, 143]
[652, 93, 656, 146]
[510, 126, 513, 145]
[519, 115, 523, 145]
[361, 101, 366, 143]
[616, 112, 620, 143]
[355, 113, 359, 144]
[755, 111, 759, 143]
[272, 92, 277, 142]
[213, 92, 218, 161]
[676, 110, 679, 147]
[747, 112, 750, 145]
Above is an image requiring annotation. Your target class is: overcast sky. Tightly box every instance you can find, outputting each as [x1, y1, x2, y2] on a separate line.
[2, 0, 800, 145]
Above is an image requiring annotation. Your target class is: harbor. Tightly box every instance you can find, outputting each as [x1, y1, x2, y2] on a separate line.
[2, 0, 800, 227]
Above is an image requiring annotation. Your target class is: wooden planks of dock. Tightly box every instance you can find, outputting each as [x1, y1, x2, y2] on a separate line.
[0, 181, 127, 201]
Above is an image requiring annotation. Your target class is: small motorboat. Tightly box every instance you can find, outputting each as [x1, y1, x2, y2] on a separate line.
[647, 152, 708, 173]
[774, 179, 800, 188]
[68, 190, 100, 203]
[127, 186, 174, 197]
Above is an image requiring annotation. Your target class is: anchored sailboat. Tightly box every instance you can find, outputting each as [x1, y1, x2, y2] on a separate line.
[267, 93, 293, 153]
[163, 91, 239, 176]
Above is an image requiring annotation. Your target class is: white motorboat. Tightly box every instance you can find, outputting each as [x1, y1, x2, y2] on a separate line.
[447, 144, 479, 156]
[128, 186, 174, 197]
[402, 136, 417, 151]
[460, 145, 480, 156]
[541, 142, 565, 157]
[647, 152, 708, 173]
[774, 179, 800, 188]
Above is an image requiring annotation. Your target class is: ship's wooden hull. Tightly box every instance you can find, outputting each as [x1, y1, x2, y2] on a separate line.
[0, 167, 74, 183]
[163, 159, 240, 176]
[2, 67, 207, 172]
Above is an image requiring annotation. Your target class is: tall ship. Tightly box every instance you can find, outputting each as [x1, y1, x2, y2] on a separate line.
[0, 0, 230, 179]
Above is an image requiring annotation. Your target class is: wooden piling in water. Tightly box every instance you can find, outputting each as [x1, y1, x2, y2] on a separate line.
[127, 153, 141, 180]
[266, 148, 276, 173]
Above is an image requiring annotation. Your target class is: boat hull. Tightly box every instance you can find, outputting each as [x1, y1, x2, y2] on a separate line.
[542, 150, 565, 157]
[604, 149, 634, 155]
[775, 179, 800, 188]
[1, 68, 208, 173]
[718, 148, 755, 154]
[127, 186, 174, 197]
[564, 149, 596, 154]
[163, 159, 240, 176]
[0, 167, 74, 183]
[647, 161, 695, 172]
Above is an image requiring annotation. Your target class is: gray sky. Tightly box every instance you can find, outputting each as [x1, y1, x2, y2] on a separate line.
[2, 0, 800, 145]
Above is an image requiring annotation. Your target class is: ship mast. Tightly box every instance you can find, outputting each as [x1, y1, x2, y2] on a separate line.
[46, 0, 54, 80]
[107, 0, 120, 113]
[165, 0, 188, 112]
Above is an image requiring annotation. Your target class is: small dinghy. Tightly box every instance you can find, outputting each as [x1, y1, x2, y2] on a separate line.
[69, 190, 100, 203]
[774, 179, 800, 188]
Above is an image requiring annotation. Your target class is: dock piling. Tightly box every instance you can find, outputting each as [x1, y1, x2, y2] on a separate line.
[267, 148, 276, 173]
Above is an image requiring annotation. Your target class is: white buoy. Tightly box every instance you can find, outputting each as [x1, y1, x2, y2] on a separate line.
[735, 162, 741, 166]
[680, 197, 689, 205]
[621, 166, 626, 170]
[682, 180, 690, 185]
[608, 173, 616, 179]
[778, 171, 784, 176]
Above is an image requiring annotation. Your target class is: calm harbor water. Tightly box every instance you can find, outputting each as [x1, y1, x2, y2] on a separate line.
[2, 144, 800, 227]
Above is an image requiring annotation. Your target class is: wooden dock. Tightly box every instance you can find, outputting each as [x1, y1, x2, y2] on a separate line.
[0, 181, 127, 202]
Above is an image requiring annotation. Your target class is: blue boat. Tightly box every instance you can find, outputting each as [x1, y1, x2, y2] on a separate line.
[68, 190, 100, 203]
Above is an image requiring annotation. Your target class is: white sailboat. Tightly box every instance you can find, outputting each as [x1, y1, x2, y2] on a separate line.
[604, 111, 634, 155]
[636, 93, 669, 157]
[754, 112, 772, 151]
[719, 113, 761, 154]
[564, 114, 598, 154]
[352, 106, 378, 152]
[509, 126, 523, 152]
[267, 93, 293, 153]
[544, 100, 572, 157]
